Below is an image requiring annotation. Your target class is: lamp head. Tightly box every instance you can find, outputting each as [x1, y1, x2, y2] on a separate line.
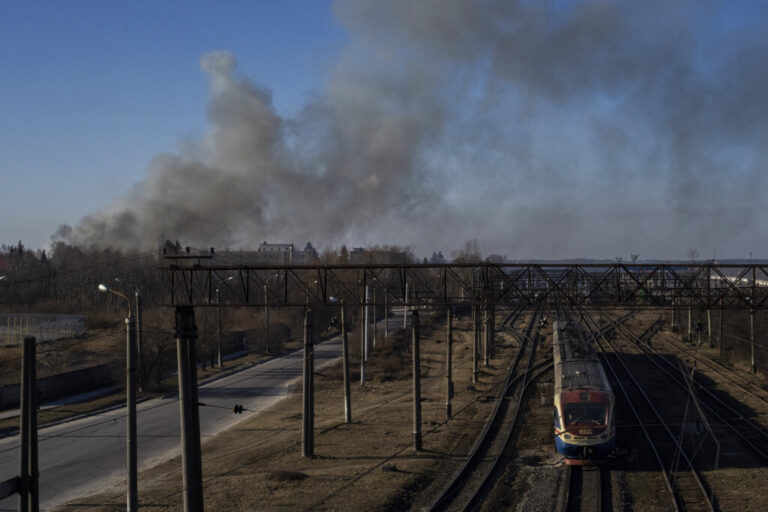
[98, 284, 109, 293]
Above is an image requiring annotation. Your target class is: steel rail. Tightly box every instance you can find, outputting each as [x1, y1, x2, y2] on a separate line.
[426, 309, 542, 511]
[581, 311, 715, 512]
[459, 307, 548, 512]
[461, 361, 554, 512]
[579, 311, 682, 510]
[655, 329, 768, 407]
[611, 320, 768, 463]
[563, 465, 603, 512]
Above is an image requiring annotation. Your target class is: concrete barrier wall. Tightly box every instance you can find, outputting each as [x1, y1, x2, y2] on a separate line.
[0, 364, 115, 411]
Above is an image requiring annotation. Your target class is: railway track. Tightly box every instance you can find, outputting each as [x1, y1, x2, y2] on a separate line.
[426, 309, 552, 512]
[563, 465, 603, 512]
[581, 311, 716, 512]
[608, 319, 768, 465]
[654, 327, 768, 407]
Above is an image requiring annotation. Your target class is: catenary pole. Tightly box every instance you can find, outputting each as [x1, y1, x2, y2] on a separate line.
[363, 285, 369, 362]
[404, 282, 408, 329]
[135, 291, 143, 392]
[750, 309, 756, 374]
[18, 338, 30, 512]
[216, 288, 222, 368]
[175, 306, 203, 512]
[385, 289, 389, 338]
[28, 337, 39, 512]
[126, 315, 138, 511]
[445, 308, 453, 419]
[302, 309, 314, 457]
[472, 303, 479, 383]
[412, 310, 422, 451]
[341, 304, 351, 423]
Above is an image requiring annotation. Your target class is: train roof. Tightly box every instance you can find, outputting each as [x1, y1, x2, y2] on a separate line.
[553, 319, 598, 365]
[553, 319, 612, 393]
[556, 360, 611, 393]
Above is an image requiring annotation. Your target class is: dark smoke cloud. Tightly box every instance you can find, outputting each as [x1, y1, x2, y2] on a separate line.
[59, 1, 768, 259]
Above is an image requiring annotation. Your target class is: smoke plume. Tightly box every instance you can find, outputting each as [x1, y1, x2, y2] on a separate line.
[58, 1, 768, 258]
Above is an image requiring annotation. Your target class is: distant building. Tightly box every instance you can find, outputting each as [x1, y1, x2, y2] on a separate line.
[349, 247, 366, 264]
[293, 243, 319, 264]
[348, 247, 410, 264]
[256, 241, 318, 265]
[429, 251, 446, 264]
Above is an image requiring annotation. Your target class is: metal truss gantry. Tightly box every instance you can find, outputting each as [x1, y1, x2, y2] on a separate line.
[163, 263, 768, 310]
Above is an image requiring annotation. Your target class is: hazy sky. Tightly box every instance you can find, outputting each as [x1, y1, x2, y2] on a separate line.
[2, 1, 767, 260]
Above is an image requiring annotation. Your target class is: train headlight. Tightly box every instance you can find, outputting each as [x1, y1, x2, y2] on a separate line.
[564, 434, 571, 439]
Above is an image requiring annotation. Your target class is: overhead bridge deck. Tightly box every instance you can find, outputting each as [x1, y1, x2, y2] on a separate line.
[163, 261, 768, 310]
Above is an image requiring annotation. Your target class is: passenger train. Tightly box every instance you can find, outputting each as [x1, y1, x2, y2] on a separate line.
[553, 317, 615, 464]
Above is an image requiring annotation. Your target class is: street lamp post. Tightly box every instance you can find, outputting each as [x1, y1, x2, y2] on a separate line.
[98, 283, 138, 511]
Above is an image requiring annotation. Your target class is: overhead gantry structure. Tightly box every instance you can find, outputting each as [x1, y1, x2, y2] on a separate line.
[163, 262, 768, 310]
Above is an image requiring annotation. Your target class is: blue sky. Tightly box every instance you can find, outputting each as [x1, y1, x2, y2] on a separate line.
[1, 1, 344, 249]
[2, 1, 767, 259]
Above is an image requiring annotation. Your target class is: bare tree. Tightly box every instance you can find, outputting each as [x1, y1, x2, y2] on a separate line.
[452, 239, 482, 263]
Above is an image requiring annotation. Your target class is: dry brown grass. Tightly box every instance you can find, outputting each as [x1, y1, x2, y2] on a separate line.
[56, 312, 523, 511]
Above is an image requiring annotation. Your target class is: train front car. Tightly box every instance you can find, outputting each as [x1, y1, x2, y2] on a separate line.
[553, 318, 615, 465]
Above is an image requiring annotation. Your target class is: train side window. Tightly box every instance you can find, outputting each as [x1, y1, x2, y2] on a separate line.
[553, 407, 561, 429]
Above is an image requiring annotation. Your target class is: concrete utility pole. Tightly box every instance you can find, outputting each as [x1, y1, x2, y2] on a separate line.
[264, 285, 270, 354]
[472, 303, 479, 383]
[404, 281, 409, 329]
[19, 338, 29, 512]
[445, 308, 453, 420]
[687, 306, 692, 342]
[483, 307, 490, 366]
[175, 306, 203, 512]
[750, 309, 756, 374]
[385, 289, 389, 338]
[364, 285, 369, 363]
[372, 287, 377, 350]
[216, 287, 222, 368]
[341, 304, 351, 423]
[719, 307, 724, 360]
[489, 303, 495, 359]
[672, 298, 677, 330]
[126, 315, 138, 511]
[360, 302, 366, 386]
[302, 309, 314, 457]
[135, 291, 143, 392]
[28, 337, 39, 512]
[412, 310, 422, 451]
[18, 337, 39, 512]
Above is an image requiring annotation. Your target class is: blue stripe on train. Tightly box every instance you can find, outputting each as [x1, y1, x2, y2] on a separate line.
[555, 436, 615, 460]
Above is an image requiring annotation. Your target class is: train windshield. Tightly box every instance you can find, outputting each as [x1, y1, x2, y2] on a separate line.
[563, 403, 606, 426]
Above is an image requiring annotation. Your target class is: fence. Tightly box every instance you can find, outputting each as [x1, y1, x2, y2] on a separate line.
[0, 314, 86, 345]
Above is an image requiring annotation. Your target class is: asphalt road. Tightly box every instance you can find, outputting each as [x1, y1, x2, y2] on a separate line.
[0, 310, 407, 511]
